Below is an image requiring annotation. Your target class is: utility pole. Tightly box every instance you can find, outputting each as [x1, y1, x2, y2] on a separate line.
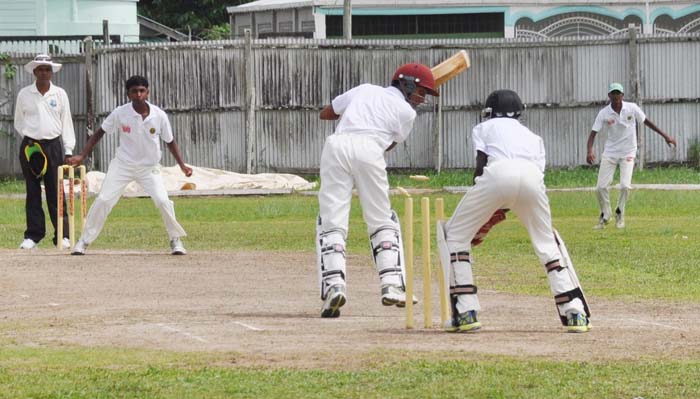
[343, 0, 352, 39]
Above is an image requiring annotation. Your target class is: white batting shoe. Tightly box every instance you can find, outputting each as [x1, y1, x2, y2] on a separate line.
[381, 284, 417, 307]
[170, 237, 187, 255]
[19, 238, 37, 249]
[321, 285, 346, 318]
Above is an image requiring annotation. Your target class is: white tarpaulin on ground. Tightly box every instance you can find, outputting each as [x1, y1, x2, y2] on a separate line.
[85, 165, 316, 195]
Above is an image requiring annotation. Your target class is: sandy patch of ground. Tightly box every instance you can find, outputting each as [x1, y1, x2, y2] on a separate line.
[1, 249, 697, 368]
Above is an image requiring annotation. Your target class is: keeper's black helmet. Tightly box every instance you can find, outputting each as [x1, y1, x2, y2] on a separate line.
[482, 89, 524, 119]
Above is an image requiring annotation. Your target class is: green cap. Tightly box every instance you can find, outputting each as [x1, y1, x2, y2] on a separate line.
[608, 82, 624, 94]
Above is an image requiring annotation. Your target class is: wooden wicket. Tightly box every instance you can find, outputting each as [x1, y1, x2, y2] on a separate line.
[57, 165, 87, 250]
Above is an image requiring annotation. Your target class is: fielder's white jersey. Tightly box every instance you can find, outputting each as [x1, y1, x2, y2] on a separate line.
[101, 101, 174, 166]
[472, 117, 546, 173]
[591, 101, 645, 158]
[331, 84, 416, 149]
[14, 82, 76, 155]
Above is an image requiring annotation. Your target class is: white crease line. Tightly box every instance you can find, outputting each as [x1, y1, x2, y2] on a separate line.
[47, 303, 60, 307]
[19, 294, 29, 298]
[595, 316, 686, 331]
[233, 321, 263, 331]
[156, 323, 208, 343]
[626, 318, 686, 331]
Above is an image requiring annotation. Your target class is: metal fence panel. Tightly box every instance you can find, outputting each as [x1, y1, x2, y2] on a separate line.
[1, 35, 700, 176]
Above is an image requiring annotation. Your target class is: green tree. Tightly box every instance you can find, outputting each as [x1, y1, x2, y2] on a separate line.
[138, 0, 254, 40]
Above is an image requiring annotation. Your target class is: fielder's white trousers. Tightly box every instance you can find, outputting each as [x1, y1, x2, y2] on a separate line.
[79, 157, 186, 244]
[596, 155, 634, 220]
[444, 160, 584, 315]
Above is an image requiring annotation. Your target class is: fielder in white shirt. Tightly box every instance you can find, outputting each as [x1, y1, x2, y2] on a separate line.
[315, 63, 439, 318]
[587, 83, 676, 229]
[436, 90, 591, 333]
[66, 75, 193, 255]
[14, 54, 76, 250]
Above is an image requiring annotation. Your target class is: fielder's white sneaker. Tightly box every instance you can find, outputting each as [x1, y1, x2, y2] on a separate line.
[321, 284, 346, 318]
[71, 239, 88, 255]
[615, 209, 625, 229]
[19, 238, 37, 250]
[593, 218, 608, 230]
[59, 237, 71, 250]
[170, 237, 187, 255]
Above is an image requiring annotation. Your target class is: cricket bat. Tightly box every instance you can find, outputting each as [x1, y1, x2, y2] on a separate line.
[431, 50, 471, 87]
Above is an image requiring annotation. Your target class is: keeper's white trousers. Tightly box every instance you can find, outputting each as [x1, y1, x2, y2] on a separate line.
[596, 155, 634, 220]
[318, 133, 399, 236]
[443, 160, 584, 315]
[79, 157, 186, 244]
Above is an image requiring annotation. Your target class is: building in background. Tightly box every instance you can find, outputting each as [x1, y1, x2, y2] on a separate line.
[0, 0, 140, 40]
[226, 0, 700, 39]
[0, 0, 188, 53]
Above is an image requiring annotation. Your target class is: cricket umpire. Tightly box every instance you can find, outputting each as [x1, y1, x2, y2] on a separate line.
[14, 54, 75, 249]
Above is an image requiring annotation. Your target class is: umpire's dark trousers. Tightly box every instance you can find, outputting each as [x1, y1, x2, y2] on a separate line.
[19, 136, 68, 246]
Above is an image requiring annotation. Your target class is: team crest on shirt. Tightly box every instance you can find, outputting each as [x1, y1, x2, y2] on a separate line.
[626, 115, 633, 121]
[49, 99, 57, 108]
[121, 125, 131, 133]
[149, 127, 156, 134]
[607, 119, 615, 126]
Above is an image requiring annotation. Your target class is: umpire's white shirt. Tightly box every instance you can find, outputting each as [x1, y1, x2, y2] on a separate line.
[14, 82, 76, 155]
[332, 84, 416, 148]
[472, 117, 546, 172]
[591, 101, 645, 158]
[101, 101, 173, 166]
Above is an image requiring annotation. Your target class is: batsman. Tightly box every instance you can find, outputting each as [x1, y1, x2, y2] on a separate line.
[315, 63, 439, 318]
[436, 89, 591, 333]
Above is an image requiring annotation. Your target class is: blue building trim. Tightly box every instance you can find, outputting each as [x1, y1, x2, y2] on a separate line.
[508, 6, 645, 26]
[650, 5, 700, 21]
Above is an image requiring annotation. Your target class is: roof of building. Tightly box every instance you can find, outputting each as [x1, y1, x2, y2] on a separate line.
[227, 0, 685, 14]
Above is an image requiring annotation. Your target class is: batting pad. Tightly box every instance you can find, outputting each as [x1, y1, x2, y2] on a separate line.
[369, 210, 406, 288]
[553, 228, 591, 325]
[316, 216, 347, 300]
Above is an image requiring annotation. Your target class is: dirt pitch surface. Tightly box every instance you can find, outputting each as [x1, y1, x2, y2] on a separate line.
[2, 249, 699, 368]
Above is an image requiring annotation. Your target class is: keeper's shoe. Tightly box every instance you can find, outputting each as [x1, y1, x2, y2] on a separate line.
[446, 310, 482, 332]
[381, 284, 417, 307]
[170, 237, 187, 255]
[321, 285, 346, 318]
[566, 312, 591, 333]
[71, 239, 88, 255]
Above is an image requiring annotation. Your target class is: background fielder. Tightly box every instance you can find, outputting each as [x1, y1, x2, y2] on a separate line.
[316, 63, 439, 318]
[66, 75, 192, 255]
[587, 82, 677, 229]
[437, 89, 591, 333]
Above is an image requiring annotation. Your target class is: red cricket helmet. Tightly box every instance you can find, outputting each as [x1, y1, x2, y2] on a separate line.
[392, 63, 439, 97]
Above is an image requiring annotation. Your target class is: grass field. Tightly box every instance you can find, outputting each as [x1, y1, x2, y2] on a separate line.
[1, 168, 700, 398]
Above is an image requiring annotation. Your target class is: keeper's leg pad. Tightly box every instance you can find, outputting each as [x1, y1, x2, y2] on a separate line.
[369, 210, 405, 287]
[437, 220, 480, 329]
[549, 228, 591, 326]
[316, 216, 347, 300]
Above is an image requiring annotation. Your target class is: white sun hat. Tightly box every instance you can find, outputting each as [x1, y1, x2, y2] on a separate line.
[24, 54, 62, 73]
